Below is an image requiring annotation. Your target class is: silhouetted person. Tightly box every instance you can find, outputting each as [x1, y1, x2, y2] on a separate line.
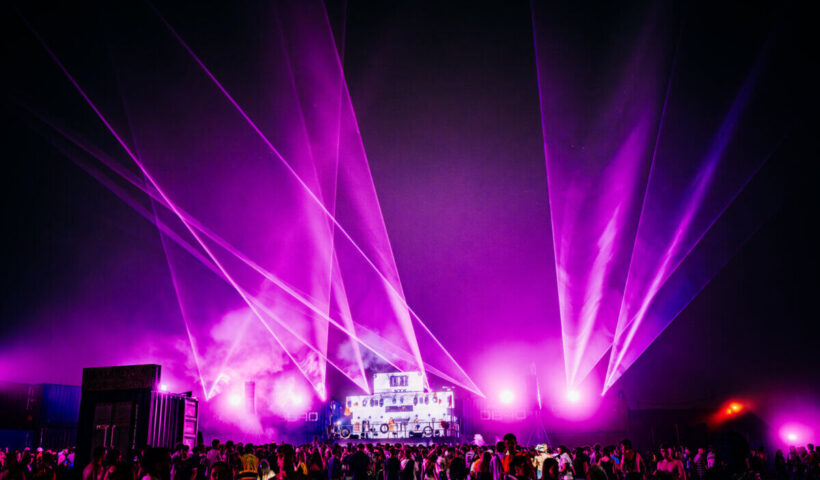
[141, 448, 172, 480]
[85, 447, 107, 480]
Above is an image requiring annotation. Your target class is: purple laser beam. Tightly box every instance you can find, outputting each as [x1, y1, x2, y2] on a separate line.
[23, 103, 484, 395]
[606, 42, 772, 385]
[19, 16, 332, 399]
[146, 0, 481, 395]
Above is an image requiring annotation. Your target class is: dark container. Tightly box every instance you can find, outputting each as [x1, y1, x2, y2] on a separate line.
[75, 365, 198, 470]
[0, 381, 38, 430]
[0, 382, 82, 449]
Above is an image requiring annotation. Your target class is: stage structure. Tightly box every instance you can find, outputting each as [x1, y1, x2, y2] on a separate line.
[75, 365, 198, 469]
[329, 372, 459, 441]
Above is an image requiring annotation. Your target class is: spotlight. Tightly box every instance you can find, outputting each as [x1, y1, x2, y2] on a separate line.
[499, 389, 515, 405]
[779, 422, 813, 445]
[730, 402, 743, 413]
[290, 393, 304, 406]
[228, 394, 243, 407]
[160, 384, 169, 392]
[566, 389, 581, 403]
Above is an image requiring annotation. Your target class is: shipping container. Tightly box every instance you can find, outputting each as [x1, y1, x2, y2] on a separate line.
[40, 384, 82, 427]
[0, 381, 37, 430]
[75, 365, 197, 469]
[146, 392, 199, 450]
[0, 382, 81, 449]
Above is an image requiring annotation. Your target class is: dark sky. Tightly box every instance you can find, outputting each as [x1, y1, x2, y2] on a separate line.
[1, 0, 818, 417]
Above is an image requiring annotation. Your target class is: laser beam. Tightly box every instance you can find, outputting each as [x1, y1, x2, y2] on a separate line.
[145, 0, 481, 395]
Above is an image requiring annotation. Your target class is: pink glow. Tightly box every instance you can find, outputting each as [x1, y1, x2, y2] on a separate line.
[266, 375, 313, 418]
[498, 389, 516, 405]
[546, 373, 601, 421]
[779, 423, 814, 446]
[766, 400, 820, 448]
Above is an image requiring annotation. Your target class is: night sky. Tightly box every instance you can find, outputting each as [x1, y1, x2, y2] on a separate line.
[1, 0, 818, 422]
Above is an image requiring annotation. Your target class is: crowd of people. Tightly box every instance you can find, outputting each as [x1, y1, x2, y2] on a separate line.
[2, 435, 819, 480]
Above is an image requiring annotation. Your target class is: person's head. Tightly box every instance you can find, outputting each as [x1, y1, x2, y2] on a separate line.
[212, 439, 220, 449]
[658, 443, 671, 460]
[104, 449, 122, 468]
[259, 460, 271, 478]
[276, 446, 294, 473]
[141, 448, 171, 480]
[244, 444, 254, 455]
[586, 465, 607, 480]
[106, 461, 136, 480]
[92, 447, 106, 465]
[210, 462, 232, 480]
[503, 434, 518, 454]
[697, 448, 704, 455]
[495, 442, 506, 455]
[619, 440, 632, 454]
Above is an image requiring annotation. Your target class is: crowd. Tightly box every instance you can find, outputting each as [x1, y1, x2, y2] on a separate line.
[2, 434, 819, 480]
